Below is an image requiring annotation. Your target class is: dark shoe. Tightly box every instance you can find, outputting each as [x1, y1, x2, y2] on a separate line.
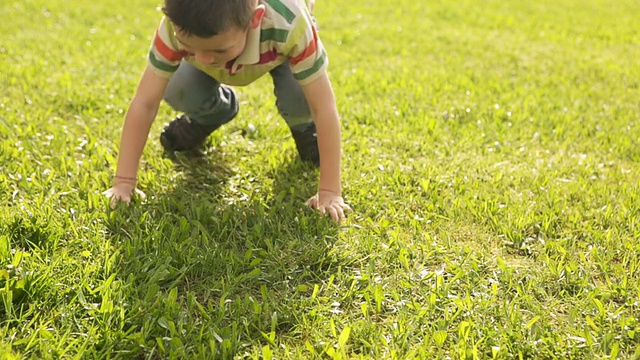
[160, 115, 221, 151]
[290, 123, 320, 166]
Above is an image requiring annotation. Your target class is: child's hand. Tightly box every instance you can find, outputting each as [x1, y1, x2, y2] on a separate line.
[306, 189, 352, 222]
[103, 179, 145, 208]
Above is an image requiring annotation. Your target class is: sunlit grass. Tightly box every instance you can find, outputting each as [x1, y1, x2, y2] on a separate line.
[1, 0, 639, 358]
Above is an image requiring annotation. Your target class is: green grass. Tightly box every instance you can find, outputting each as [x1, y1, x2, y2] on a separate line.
[1, 0, 640, 358]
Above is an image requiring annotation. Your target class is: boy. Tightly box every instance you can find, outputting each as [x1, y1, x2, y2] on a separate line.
[104, 0, 351, 222]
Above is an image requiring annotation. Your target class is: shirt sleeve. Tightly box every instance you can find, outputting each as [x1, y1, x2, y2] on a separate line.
[306, 0, 315, 12]
[283, 6, 328, 86]
[147, 17, 186, 78]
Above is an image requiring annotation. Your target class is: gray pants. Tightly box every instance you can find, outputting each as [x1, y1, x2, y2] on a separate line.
[163, 61, 313, 131]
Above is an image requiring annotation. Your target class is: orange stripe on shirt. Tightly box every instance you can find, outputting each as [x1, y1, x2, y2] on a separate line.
[154, 32, 185, 62]
[289, 38, 317, 65]
[289, 25, 318, 65]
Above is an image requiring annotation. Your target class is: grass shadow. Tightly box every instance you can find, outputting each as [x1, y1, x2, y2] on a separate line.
[102, 152, 341, 358]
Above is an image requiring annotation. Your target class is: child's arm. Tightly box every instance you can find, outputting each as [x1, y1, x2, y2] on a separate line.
[301, 71, 351, 222]
[103, 67, 169, 207]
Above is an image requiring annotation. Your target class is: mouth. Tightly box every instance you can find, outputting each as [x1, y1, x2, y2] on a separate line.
[198, 60, 221, 67]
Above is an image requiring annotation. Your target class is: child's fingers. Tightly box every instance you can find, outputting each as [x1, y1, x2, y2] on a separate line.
[325, 206, 339, 222]
[306, 196, 318, 208]
[107, 190, 133, 209]
[135, 188, 146, 199]
[334, 205, 347, 222]
[109, 195, 118, 209]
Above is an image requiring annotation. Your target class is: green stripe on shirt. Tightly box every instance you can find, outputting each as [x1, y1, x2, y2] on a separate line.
[265, 0, 296, 24]
[260, 28, 289, 42]
[149, 51, 180, 72]
[293, 51, 326, 81]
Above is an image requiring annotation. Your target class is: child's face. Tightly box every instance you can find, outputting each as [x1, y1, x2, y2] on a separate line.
[175, 27, 249, 68]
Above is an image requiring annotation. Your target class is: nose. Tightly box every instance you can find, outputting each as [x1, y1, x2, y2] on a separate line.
[194, 52, 216, 65]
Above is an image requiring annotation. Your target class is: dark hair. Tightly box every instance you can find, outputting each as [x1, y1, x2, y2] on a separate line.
[162, 0, 254, 37]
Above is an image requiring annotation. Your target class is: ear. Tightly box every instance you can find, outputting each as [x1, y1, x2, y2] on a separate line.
[250, 4, 266, 29]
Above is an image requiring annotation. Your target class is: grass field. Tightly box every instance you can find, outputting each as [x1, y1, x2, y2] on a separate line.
[1, 0, 640, 358]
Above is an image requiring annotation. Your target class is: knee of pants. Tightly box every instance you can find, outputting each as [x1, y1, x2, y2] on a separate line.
[276, 94, 312, 127]
[164, 83, 238, 125]
[163, 83, 206, 115]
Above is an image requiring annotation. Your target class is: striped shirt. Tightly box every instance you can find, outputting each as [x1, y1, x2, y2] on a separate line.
[147, 0, 327, 86]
